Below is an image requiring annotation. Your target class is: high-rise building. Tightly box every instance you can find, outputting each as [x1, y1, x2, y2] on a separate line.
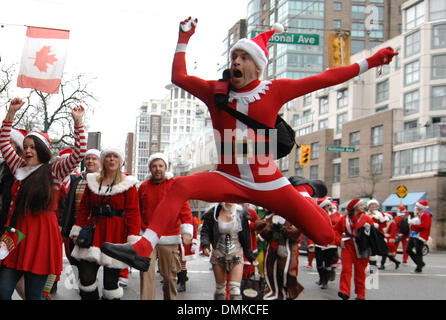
[124, 132, 134, 175]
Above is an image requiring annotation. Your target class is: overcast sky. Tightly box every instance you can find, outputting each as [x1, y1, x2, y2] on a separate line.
[0, 0, 249, 149]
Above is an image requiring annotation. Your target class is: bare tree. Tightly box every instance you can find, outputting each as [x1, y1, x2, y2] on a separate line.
[1, 63, 97, 152]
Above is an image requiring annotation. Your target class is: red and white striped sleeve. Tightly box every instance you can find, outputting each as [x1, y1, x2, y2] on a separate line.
[0, 121, 25, 175]
[52, 124, 87, 185]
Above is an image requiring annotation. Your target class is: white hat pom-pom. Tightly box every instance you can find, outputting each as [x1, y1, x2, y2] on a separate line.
[272, 23, 284, 34]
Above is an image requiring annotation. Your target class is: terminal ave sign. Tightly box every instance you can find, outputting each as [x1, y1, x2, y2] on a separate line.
[251, 30, 319, 45]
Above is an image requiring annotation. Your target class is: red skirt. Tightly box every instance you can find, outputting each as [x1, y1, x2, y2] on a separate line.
[3, 211, 63, 276]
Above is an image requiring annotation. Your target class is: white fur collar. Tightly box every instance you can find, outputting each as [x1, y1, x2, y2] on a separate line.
[15, 164, 43, 181]
[228, 80, 272, 105]
[86, 172, 137, 196]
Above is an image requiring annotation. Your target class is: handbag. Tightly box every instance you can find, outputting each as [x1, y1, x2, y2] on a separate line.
[76, 225, 95, 248]
[214, 70, 298, 159]
[241, 274, 266, 300]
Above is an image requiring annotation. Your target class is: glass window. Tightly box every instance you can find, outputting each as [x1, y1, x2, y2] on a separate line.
[349, 131, 360, 151]
[432, 23, 446, 48]
[333, 139, 341, 159]
[369, 24, 384, 38]
[371, 153, 383, 175]
[405, 30, 421, 58]
[319, 118, 328, 130]
[310, 165, 319, 180]
[370, 40, 383, 48]
[376, 79, 389, 103]
[319, 96, 329, 115]
[337, 89, 348, 109]
[352, 5, 365, 20]
[351, 40, 365, 55]
[303, 93, 312, 106]
[376, 105, 388, 112]
[333, 19, 341, 29]
[334, 2, 342, 11]
[351, 22, 365, 37]
[337, 112, 348, 134]
[311, 142, 320, 159]
[404, 60, 420, 86]
[430, 0, 446, 21]
[431, 85, 446, 110]
[432, 54, 446, 79]
[412, 147, 425, 173]
[333, 163, 341, 183]
[371, 125, 384, 146]
[349, 158, 360, 177]
[405, 1, 424, 31]
[404, 89, 420, 115]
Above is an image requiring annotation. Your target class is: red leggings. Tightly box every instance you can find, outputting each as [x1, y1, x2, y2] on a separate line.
[339, 244, 369, 299]
[147, 172, 334, 246]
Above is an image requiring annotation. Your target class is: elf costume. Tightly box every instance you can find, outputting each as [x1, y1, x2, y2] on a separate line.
[101, 17, 398, 272]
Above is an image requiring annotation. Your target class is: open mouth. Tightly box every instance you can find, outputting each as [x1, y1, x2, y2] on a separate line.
[233, 70, 243, 78]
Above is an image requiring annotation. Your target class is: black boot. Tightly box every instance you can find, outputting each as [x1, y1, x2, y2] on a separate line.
[338, 291, 349, 300]
[177, 270, 187, 293]
[320, 269, 329, 289]
[288, 176, 327, 198]
[101, 242, 151, 272]
[79, 288, 99, 300]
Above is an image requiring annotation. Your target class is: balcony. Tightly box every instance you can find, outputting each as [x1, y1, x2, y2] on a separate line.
[394, 123, 446, 145]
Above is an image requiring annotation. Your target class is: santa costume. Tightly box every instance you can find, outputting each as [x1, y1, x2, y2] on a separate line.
[394, 205, 410, 263]
[70, 147, 140, 300]
[101, 17, 398, 272]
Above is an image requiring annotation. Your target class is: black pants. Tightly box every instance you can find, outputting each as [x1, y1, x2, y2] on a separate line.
[315, 247, 338, 285]
[406, 237, 424, 271]
[78, 260, 121, 299]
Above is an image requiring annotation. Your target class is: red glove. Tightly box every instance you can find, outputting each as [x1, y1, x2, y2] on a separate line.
[178, 17, 198, 44]
[366, 47, 398, 69]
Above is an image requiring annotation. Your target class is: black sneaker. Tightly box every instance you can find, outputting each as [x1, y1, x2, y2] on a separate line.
[338, 291, 349, 300]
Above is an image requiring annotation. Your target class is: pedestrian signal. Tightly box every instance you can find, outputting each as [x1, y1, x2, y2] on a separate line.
[299, 145, 311, 166]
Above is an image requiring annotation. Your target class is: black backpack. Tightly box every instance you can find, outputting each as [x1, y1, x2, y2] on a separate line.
[214, 69, 298, 159]
[400, 217, 410, 236]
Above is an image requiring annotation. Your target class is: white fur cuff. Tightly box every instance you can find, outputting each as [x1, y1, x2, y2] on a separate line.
[69, 225, 82, 239]
[103, 287, 124, 300]
[181, 223, 193, 236]
[127, 235, 140, 244]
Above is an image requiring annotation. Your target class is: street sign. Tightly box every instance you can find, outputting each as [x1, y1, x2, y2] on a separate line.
[326, 146, 356, 152]
[251, 31, 319, 45]
[396, 185, 408, 198]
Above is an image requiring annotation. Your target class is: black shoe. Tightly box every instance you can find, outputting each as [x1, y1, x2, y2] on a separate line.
[177, 270, 187, 292]
[378, 265, 385, 270]
[395, 262, 400, 270]
[338, 292, 349, 300]
[288, 176, 327, 198]
[101, 242, 151, 272]
[321, 283, 328, 289]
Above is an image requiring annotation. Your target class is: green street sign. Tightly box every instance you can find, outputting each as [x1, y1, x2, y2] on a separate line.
[251, 31, 319, 45]
[326, 146, 356, 152]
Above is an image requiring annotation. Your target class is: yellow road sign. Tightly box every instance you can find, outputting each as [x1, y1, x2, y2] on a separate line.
[396, 185, 408, 198]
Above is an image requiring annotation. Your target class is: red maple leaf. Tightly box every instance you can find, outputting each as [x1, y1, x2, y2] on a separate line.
[33, 45, 58, 72]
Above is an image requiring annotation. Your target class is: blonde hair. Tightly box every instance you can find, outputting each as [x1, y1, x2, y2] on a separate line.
[97, 167, 125, 185]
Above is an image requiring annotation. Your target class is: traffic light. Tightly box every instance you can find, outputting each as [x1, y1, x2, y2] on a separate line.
[299, 145, 311, 166]
[328, 33, 350, 68]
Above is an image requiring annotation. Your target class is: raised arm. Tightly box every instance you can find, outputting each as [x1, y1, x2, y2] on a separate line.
[0, 98, 26, 174]
[53, 105, 87, 181]
[171, 17, 214, 103]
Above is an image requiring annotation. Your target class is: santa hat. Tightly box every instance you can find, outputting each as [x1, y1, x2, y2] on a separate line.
[10, 128, 28, 151]
[398, 205, 406, 213]
[25, 131, 51, 149]
[148, 152, 169, 169]
[230, 23, 284, 74]
[415, 200, 429, 211]
[367, 199, 380, 208]
[317, 196, 332, 208]
[347, 198, 363, 211]
[85, 148, 101, 159]
[59, 148, 72, 159]
[100, 147, 124, 167]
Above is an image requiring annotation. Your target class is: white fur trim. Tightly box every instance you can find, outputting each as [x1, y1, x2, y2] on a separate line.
[10, 129, 25, 150]
[26, 132, 50, 149]
[127, 235, 140, 244]
[367, 199, 380, 208]
[78, 280, 98, 292]
[71, 245, 129, 269]
[103, 287, 124, 300]
[415, 202, 429, 210]
[181, 223, 193, 236]
[86, 172, 137, 196]
[358, 59, 369, 74]
[14, 164, 43, 181]
[142, 228, 160, 248]
[230, 38, 268, 72]
[319, 199, 332, 208]
[176, 43, 187, 53]
[69, 225, 82, 238]
[158, 235, 181, 245]
[273, 23, 284, 34]
[85, 149, 101, 159]
[101, 147, 124, 166]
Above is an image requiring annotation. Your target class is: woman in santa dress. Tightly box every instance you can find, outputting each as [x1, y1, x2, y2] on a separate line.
[70, 148, 140, 300]
[0, 97, 85, 300]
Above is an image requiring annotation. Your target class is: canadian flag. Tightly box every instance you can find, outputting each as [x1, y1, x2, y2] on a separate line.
[17, 26, 70, 94]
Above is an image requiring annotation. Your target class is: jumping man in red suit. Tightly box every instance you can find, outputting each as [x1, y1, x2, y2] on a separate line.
[101, 17, 398, 272]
